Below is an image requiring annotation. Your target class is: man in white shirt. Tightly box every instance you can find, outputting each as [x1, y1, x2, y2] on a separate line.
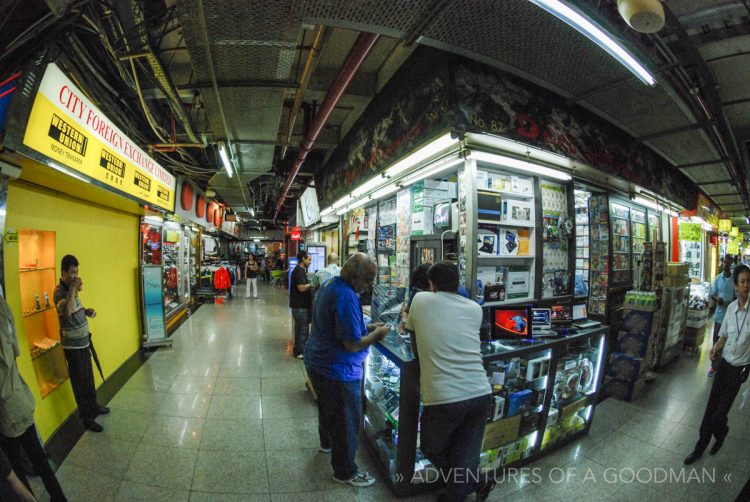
[405, 262, 495, 502]
[311, 253, 341, 290]
[685, 263, 750, 465]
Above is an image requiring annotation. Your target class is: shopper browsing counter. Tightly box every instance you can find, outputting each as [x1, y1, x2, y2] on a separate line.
[405, 262, 495, 502]
[304, 253, 389, 488]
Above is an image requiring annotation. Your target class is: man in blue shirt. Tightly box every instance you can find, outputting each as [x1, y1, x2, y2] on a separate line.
[304, 253, 389, 488]
[709, 256, 736, 376]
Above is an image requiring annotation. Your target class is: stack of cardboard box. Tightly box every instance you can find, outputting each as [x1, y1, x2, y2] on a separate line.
[410, 180, 456, 236]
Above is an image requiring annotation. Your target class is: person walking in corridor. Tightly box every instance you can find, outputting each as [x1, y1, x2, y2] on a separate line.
[54, 255, 109, 432]
[0, 294, 67, 501]
[685, 263, 750, 465]
[304, 253, 389, 487]
[245, 254, 259, 299]
[290, 251, 312, 359]
[709, 255, 736, 376]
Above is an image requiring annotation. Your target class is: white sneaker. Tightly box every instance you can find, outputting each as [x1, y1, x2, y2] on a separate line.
[333, 471, 375, 487]
[295, 354, 304, 360]
[319, 446, 331, 453]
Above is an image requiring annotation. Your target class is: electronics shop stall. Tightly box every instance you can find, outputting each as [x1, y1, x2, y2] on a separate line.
[324, 131, 614, 496]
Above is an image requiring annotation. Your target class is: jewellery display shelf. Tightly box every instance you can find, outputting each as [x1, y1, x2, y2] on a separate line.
[18, 229, 69, 397]
[363, 326, 607, 497]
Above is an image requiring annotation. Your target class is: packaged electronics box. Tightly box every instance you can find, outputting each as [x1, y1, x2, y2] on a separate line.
[482, 414, 521, 451]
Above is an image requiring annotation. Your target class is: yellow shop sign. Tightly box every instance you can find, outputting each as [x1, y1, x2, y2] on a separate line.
[22, 64, 175, 211]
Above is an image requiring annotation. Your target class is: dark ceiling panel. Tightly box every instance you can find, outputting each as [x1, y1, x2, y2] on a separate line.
[580, 80, 694, 137]
[422, 0, 632, 97]
[682, 163, 731, 183]
[646, 129, 720, 166]
[291, 0, 432, 34]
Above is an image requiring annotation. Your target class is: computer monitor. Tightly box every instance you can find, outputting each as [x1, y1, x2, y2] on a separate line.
[531, 308, 552, 331]
[572, 303, 587, 321]
[493, 307, 530, 338]
[551, 305, 572, 325]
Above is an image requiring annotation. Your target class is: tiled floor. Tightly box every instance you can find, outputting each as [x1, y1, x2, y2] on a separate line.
[30, 285, 750, 501]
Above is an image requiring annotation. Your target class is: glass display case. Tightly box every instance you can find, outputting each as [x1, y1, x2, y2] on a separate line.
[574, 190, 590, 297]
[18, 229, 69, 397]
[162, 221, 186, 318]
[648, 213, 660, 243]
[631, 209, 646, 272]
[588, 194, 610, 317]
[610, 202, 631, 285]
[686, 281, 711, 329]
[363, 326, 608, 497]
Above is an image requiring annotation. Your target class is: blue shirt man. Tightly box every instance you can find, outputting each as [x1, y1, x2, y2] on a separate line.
[304, 253, 389, 488]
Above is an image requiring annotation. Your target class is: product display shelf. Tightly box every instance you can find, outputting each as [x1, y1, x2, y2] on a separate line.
[18, 229, 69, 397]
[364, 327, 608, 497]
[478, 187, 534, 200]
[478, 220, 536, 229]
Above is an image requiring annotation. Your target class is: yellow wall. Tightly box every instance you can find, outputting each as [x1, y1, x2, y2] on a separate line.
[4, 181, 141, 440]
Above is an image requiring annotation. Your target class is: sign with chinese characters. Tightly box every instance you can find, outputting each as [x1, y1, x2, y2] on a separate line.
[719, 219, 732, 233]
[678, 222, 702, 242]
[21, 64, 175, 211]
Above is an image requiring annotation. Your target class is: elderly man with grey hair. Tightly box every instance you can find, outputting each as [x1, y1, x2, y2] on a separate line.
[304, 253, 389, 488]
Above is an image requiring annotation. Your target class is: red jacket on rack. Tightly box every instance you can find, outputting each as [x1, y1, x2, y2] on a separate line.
[214, 267, 231, 290]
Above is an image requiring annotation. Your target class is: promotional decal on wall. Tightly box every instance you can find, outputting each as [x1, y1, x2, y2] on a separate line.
[18, 63, 176, 211]
[174, 175, 239, 237]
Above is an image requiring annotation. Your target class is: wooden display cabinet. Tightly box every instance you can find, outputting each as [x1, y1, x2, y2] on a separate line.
[18, 229, 68, 397]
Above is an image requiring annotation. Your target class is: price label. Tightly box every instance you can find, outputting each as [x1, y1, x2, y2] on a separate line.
[678, 223, 702, 242]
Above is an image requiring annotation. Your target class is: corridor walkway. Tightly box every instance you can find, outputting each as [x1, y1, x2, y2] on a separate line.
[33, 282, 750, 500]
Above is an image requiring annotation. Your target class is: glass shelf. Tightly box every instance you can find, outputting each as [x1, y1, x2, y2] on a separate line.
[20, 267, 56, 273]
[23, 306, 55, 318]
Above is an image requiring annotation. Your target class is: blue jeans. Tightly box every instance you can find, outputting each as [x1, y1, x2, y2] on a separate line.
[291, 308, 309, 356]
[420, 394, 492, 502]
[306, 368, 361, 480]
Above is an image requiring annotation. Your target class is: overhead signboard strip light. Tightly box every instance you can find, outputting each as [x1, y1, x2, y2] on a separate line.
[527, 0, 656, 86]
[218, 141, 233, 178]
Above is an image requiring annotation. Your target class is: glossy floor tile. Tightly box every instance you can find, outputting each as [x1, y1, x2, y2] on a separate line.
[38, 285, 750, 501]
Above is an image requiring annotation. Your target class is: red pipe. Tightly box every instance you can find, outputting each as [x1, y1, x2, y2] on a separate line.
[273, 32, 380, 221]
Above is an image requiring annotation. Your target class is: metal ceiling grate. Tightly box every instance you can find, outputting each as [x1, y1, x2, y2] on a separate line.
[421, 0, 631, 97]
[681, 163, 731, 183]
[581, 80, 695, 137]
[291, 0, 433, 34]
[646, 129, 720, 166]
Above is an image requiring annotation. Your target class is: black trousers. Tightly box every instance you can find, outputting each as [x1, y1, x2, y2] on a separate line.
[0, 424, 66, 501]
[63, 347, 99, 421]
[697, 358, 746, 451]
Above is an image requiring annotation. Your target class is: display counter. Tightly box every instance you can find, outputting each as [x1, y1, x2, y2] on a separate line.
[364, 325, 608, 497]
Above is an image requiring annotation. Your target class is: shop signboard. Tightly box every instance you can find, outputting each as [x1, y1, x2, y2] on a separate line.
[678, 223, 702, 242]
[20, 64, 176, 211]
[299, 187, 320, 227]
[141, 265, 168, 346]
[728, 238, 740, 255]
[175, 175, 238, 234]
[730, 226, 740, 238]
[719, 219, 732, 233]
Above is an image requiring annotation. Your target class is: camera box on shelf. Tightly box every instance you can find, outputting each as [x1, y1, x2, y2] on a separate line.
[502, 199, 533, 224]
[478, 225, 499, 256]
[510, 176, 533, 196]
[482, 414, 521, 451]
[500, 228, 520, 256]
[507, 389, 533, 416]
[507, 266, 531, 299]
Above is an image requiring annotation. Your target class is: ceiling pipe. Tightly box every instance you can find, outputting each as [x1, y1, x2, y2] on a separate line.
[273, 32, 380, 221]
[281, 25, 328, 161]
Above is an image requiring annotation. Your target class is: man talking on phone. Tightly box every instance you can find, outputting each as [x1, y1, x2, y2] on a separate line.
[54, 255, 109, 432]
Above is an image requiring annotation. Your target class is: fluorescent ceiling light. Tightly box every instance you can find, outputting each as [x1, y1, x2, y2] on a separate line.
[350, 174, 388, 199]
[144, 215, 163, 223]
[384, 133, 458, 178]
[49, 162, 89, 184]
[218, 141, 233, 178]
[632, 195, 659, 211]
[527, 0, 656, 86]
[336, 206, 349, 216]
[370, 183, 400, 200]
[470, 151, 572, 180]
[398, 157, 464, 187]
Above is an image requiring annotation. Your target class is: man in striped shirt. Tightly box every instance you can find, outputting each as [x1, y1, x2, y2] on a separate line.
[54, 255, 108, 432]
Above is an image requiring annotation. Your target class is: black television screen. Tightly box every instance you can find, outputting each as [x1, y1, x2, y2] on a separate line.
[493, 307, 530, 338]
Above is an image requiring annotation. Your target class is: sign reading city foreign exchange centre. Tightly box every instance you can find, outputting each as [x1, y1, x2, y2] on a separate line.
[21, 64, 176, 211]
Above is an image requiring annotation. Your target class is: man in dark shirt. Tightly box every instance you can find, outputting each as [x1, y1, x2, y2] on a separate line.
[53, 255, 109, 432]
[305, 253, 389, 487]
[290, 251, 313, 359]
